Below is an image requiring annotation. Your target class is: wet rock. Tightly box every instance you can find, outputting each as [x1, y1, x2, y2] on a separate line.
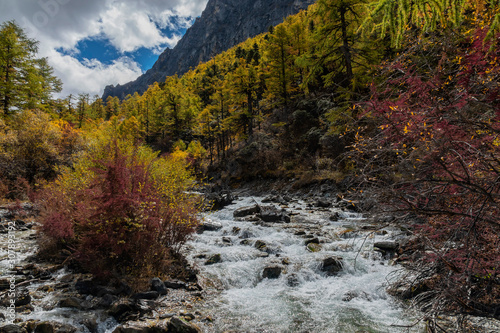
[231, 227, 241, 234]
[164, 280, 187, 290]
[304, 238, 320, 246]
[204, 190, 234, 211]
[287, 274, 300, 287]
[75, 279, 96, 295]
[315, 199, 331, 208]
[196, 220, 222, 233]
[294, 230, 306, 236]
[108, 299, 141, 322]
[239, 239, 251, 245]
[151, 278, 168, 295]
[0, 278, 11, 291]
[222, 237, 232, 244]
[0, 325, 27, 333]
[254, 240, 267, 250]
[33, 321, 77, 333]
[342, 291, 359, 302]
[81, 318, 98, 333]
[204, 254, 221, 265]
[167, 316, 201, 333]
[258, 205, 290, 223]
[98, 294, 118, 308]
[112, 322, 168, 333]
[374, 241, 399, 252]
[321, 256, 344, 276]
[233, 204, 260, 218]
[15, 288, 31, 307]
[329, 212, 340, 221]
[58, 296, 83, 309]
[131, 291, 159, 300]
[306, 243, 322, 252]
[262, 266, 282, 279]
[239, 229, 255, 239]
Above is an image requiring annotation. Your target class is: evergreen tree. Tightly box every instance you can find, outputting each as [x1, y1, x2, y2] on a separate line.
[0, 21, 61, 116]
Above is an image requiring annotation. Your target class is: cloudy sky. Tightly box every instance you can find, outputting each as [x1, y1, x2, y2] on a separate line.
[0, 0, 209, 98]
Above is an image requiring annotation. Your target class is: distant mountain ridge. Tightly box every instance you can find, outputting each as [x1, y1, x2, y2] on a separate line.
[102, 0, 315, 100]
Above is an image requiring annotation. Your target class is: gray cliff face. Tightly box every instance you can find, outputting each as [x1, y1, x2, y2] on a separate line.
[102, 0, 315, 100]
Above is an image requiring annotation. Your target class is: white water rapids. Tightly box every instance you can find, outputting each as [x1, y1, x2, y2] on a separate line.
[1, 196, 425, 332]
[186, 196, 424, 332]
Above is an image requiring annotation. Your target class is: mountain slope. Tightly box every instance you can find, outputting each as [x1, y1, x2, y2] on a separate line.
[102, 0, 315, 100]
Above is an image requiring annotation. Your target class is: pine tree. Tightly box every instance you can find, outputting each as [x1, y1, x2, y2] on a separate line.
[0, 21, 61, 116]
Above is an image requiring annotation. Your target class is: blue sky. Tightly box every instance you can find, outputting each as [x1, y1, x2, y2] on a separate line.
[57, 20, 192, 72]
[0, 0, 208, 97]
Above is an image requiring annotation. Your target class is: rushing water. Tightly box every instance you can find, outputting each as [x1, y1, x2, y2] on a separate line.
[1, 196, 424, 332]
[187, 196, 424, 333]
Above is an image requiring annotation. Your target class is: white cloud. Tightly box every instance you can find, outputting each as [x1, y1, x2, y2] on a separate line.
[0, 0, 209, 97]
[45, 50, 143, 98]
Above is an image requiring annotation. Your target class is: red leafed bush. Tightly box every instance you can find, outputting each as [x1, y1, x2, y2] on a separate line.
[37, 142, 198, 278]
[351, 28, 500, 318]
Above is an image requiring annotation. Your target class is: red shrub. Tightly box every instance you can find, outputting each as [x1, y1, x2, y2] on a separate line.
[37, 143, 198, 278]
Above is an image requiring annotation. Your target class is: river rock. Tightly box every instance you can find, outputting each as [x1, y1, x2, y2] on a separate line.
[315, 199, 331, 208]
[204, 190, 234, 211]
[304, 238, 320, 246]
[112, 322, 168, 333]
[131, 291, 159, 300]
[262, 266, 282, 279]
[233, 204, 260, 218]
[108, 299, 141, 322]
[0, 278, 11, 291]
[287, 274, 301, 287]
[58, 296, 83, 309]
[75, 279, 96, 295]
[374, 241, 399, 252]
[258, 205, 290, 223]
[33, 321, 77, 333]
[0, 325, 27, 333]
[15, 288, 31, 307]
[151, 278, 168, 295]
[167, 316, 201, 333]
[204, 254, 221, 265]
[163, 280, 187, 289]
[321, 257, 344, 276]
[254, 240, 267, 250]
[329, 212, 340, 221]
[307, 243, 322, 252]
[196, 220, 222, 233]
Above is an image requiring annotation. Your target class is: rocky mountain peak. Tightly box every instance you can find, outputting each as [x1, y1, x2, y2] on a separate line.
[102, 0, 315, 100]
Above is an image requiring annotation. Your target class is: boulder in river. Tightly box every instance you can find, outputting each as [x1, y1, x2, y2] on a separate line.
[196, 220, 222, 233]
[204, 254, 222, 265]
[258, 205, 290, 223]
[108, 299, 142, 322]
[58, 296, 83, 309]
[33, 321, 77, 333]
[233, 204, 261, 218]
[112, 321, 169, 333]
[14, 288, 31, 307]
[262, 266, 282, 279]
[131, 291, 159, 300]
[307, 243, 322, 252]
[304, 237, 320, 246]
[204, 190, 234, 211]
[163, 280, 187, 289]
[321, 256, 344, 276]
[374, 241, 399, 252]
[0, 324, 27, 333]
[167, 316, 201, 333]
[151, 277, 168, 295]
